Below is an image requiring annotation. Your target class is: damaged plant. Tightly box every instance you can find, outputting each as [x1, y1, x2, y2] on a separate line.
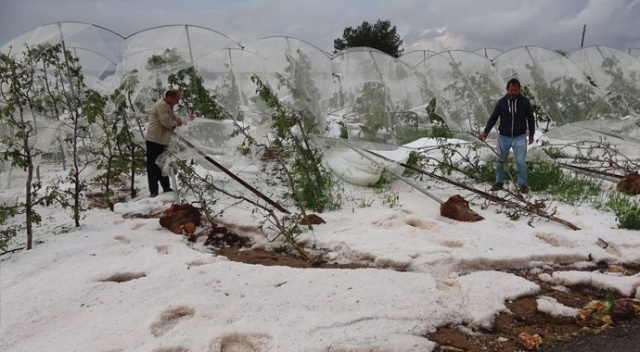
[229, 73, 339, 262]
[172, 157, 317, 262]
[407, 139, 581, 229]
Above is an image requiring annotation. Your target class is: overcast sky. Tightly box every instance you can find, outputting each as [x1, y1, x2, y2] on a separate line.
[1, 0, 639, 54]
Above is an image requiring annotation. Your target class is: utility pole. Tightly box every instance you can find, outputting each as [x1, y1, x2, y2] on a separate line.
[581, 25, 586, 48]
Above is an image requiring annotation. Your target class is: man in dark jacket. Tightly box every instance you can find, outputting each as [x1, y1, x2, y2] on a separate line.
[478, 78, 535, 193]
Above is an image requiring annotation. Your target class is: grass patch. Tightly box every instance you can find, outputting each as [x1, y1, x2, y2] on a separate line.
[605, 194, 640, 230]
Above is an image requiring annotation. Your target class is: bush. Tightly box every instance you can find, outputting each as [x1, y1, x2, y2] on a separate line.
[431, 125, 454, 139]
[463, 160, 602, 204]
[462, 162, 495, 184]
[606, 194, 640, 230]
[527, 162, 564, 191]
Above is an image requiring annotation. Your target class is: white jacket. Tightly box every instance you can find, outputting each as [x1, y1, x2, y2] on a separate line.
[145, 98, 178, 145]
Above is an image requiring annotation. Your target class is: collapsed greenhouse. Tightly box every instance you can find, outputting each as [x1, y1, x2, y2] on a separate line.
[1, 22, 640, 246]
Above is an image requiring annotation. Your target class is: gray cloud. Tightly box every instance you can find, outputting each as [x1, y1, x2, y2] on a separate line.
[1, 0, 639, 54]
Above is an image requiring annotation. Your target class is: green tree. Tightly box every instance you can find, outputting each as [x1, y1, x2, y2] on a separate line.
[279, 49, 323, 130]
[353, 81, 392, 142]
[168, 66, 225, 119]
[166, 62, 232, 149]
[524, 61, 621, 127]
[247, 74, 338, 213]
[602, 56, 640, 114]
[90, 84, 146, 205]
[334, 19, 404, 58]
[0, 45, 66, 249]
[146, 48, 187, 100]
[214, 63, 245, 121]
[37, 43, 93, 228]
[443, 61, 502, 132]
[145, 49, 227, 120]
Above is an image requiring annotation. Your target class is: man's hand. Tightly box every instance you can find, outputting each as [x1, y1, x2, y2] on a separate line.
[478, 132, 488, 141]
[188, 114, 195, 121]
[528, 135, 534, 145]
[176, 118, 183, 127]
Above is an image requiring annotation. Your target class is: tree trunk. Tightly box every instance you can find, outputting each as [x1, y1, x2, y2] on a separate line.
[25, 132, 34, 249]
[130, 147, 137, 198]
[73, 130, 81, 228]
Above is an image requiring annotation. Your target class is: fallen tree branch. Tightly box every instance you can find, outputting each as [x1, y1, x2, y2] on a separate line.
[361, 148, 581, 231]
[0, 246, 25, 256]
[558, 162, 623, 182]
[175, 133, 290, 214]
[172, 159, 317, 265]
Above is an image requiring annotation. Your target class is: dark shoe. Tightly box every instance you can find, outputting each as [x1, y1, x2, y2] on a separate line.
[163, 188, 174, 193]
[150, 193, 158, 198]
[518, 185, 529, 194]
[490, 183, 504, 191]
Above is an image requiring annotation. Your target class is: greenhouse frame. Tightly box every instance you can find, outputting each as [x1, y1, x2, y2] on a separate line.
[1, 21, 639, 195]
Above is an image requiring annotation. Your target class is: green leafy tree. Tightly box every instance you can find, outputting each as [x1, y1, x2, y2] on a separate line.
[146, 50, 228, 120]
[40, 44, 93, 227]
[166, 63, 232, 149]
[117, 69, 147, 135]
[0, 46, 66, 249]
[423, 98, 453, 139]
[30, 43, 70, 170]
[146, 48, 187, 100]
[279, 49, 323, 130]
[520, 85, 550, 131]
[248, 74, 338, 213]
[524, 61, 621, 127]
[142, 50, 233, 150]
[22, 42, 97, 228]
[353, 81, 393, 142]
[524, 62, 561, 126]
[334, 19, 404, 58]
[229, 75, 339, 262]
[168, 66, 225, 119]
[214, 63, 245, 121]
[443, 62, 502, 132]
[602, 56, 640, 114]
[550, 75, 612, 122]
[90, 84, 146, 205]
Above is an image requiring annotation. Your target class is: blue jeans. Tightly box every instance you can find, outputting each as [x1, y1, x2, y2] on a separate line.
[495, 134, 527, 187]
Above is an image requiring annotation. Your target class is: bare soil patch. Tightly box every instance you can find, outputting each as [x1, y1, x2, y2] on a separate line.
[213, 237, 639, 352]
[216, 246, 368, 270]
[426, 266, 637, 352]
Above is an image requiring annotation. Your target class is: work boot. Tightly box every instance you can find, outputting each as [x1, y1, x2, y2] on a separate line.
[490, 183, 504, 191]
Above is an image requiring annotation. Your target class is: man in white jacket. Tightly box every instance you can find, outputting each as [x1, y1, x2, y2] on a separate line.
[145, 89, 183, 197]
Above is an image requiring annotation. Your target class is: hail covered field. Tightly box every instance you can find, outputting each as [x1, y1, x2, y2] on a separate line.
[1, 23, 640, 352]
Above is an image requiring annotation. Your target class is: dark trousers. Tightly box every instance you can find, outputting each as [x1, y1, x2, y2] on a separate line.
[146, 140, 171, 195]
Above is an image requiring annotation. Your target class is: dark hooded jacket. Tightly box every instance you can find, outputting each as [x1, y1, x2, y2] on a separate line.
[483, 94, 535, 138]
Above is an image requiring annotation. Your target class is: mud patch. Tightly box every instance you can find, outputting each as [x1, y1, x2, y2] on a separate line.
[155, 245, 170, 255]
[113, 235, 131, 244]
[535, 233, 573, 248]
[150, 305, 196, 337]
[99, 272, 146, 283]
[427, 266, 640, 352]
[211, 332, 270, 352]
[152, 347, 189, 352]
[216, 247, 369, 269]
